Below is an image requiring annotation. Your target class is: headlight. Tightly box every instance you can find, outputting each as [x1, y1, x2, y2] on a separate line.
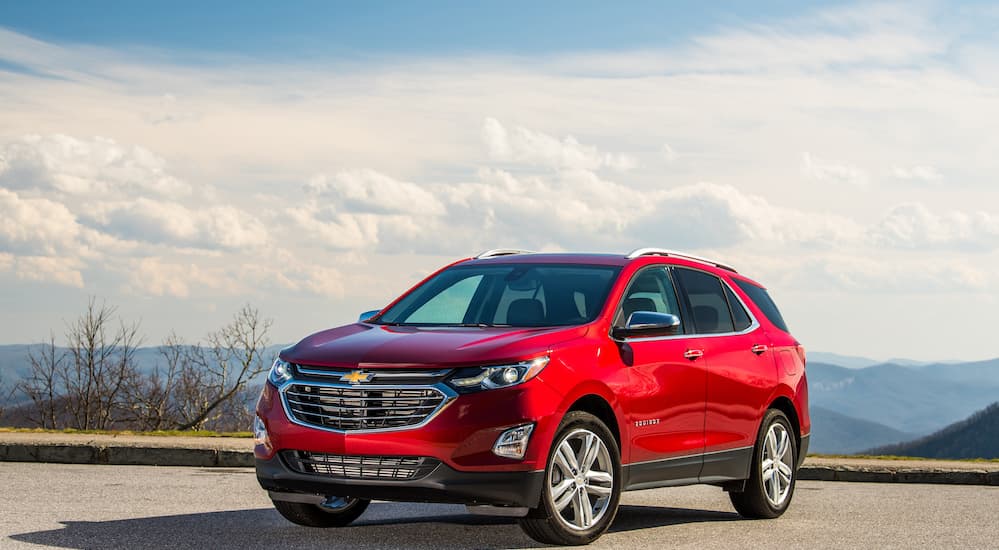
[447, 356, 549, 393]
[268, 358, 293, 386]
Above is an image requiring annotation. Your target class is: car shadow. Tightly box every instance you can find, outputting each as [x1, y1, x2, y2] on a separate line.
[8, 503, 739, 549]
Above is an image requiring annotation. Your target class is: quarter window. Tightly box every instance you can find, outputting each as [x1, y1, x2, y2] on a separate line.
[725, 285, 753, 332]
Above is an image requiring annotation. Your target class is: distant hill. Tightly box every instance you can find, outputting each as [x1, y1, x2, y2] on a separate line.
[866, 402, 999, 459]
[807, 360, 999, 435]
[808, 406, 916, 454]
[806, 352, 881, 369]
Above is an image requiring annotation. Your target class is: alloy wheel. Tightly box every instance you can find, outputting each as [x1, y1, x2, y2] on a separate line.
[761, 422, 794, 507]
[547, 428, 614, 531]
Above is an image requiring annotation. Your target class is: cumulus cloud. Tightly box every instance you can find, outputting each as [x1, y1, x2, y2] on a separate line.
[0, 189, 81, 255]
[305, 170, 445, 216]
[482, 118, 636, 171]
[0, 134, 191, 197]
[16, 256, 84, 287]
[870, 202, 999, 251]
[88, 199, 268, 250]
[285, 203, 382, 251]
[800, 152, 869, 187]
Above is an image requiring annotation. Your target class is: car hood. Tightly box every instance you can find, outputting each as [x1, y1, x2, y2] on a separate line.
[281, 323, 587, 368]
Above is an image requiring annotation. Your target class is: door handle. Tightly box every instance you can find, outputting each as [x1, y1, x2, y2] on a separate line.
[751, 344, 768, 355]
[684, 349, 704, 361]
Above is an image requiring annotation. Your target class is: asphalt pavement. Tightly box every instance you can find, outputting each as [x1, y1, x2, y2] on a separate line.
[1, 462, 997, 549]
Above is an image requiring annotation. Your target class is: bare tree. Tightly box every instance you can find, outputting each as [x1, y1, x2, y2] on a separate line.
[0, 370, 11, 422]
[18, 334, 65, 429]
[172, 305, 271, 430]
[61, 298, 143, 430]
[121, 333, 185, 431]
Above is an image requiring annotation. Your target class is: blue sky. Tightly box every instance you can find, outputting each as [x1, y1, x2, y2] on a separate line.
[1, 1, 842, 56]
[1, 2, 998, 360]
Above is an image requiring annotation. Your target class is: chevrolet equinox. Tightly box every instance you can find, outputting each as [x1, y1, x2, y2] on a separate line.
[254, 248, 810, 545]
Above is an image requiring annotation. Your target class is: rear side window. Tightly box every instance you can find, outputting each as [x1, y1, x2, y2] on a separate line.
[734, 279, 789, 333]
[674, 268, 735, 334]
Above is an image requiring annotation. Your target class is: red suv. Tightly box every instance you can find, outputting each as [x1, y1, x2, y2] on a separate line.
[255, 248, 810, 545]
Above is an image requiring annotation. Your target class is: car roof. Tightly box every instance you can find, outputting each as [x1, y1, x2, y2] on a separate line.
[460, 250, 767, 289]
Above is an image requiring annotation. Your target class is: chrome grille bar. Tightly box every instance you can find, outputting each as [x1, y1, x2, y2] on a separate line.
[280, 382, 454, 433]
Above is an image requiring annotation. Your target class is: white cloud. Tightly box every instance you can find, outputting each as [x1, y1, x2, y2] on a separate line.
[124, 257, 235, 298]
[90, 199, 267, 250]
[800, 152, 869, 187]
[892, 165, 942, 183]
[305, 170, 445, 216]
[285, 203, 381, 251]
[870, 202, 999, 251]
[12, 256, 85, 288]
[0, 134, 191, 197]
[0, 188, 81, 255]
[482, 118, 636, 171]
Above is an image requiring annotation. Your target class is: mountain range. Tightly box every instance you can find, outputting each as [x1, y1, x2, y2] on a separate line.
[867, 402, 999, 459]
[3, 344, 998, 457]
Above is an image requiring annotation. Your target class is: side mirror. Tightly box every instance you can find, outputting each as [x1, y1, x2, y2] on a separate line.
[358, 309, 382, 322]
[611, 312, 681, 340]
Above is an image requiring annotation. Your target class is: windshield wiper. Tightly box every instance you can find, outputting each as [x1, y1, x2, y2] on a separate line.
[451, 323, 513, 328]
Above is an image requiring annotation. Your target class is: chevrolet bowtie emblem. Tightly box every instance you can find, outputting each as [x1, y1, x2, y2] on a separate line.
[340, 370, 374, 384]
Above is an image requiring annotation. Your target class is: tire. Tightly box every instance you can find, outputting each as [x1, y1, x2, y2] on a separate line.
[729, 409, 797, 519]
[272, 497, 370, 527]
[519, 411, 622, 546]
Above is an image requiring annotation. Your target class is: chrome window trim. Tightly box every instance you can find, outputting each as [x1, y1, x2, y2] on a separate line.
[277, 379, 458, 435]
[610, 264, 761, 343]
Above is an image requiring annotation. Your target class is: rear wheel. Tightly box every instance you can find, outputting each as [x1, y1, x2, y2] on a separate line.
[729, 409, 797, 519]
[519, 411, 621, 546]
[272, 496, 370, 527]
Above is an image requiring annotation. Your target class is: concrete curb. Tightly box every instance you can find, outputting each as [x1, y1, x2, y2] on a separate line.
[798, 464, 999, 486]
[0, 442, 254, 468]
[2, 436, 997, 486]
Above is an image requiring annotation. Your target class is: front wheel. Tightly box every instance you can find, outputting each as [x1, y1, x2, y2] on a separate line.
[729, 409, 797, 519]
[272, 496, 370, 527]
[519, 411, 622, 546]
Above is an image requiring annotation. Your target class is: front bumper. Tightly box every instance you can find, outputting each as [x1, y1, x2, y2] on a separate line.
[255, 376, 564, 472]
[256, 454, 544, 508]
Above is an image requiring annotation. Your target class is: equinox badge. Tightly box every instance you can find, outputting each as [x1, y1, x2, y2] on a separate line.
[340, 370, 374, 384]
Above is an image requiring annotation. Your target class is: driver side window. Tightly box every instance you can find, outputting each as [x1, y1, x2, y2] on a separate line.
[614, 267, 682, 327]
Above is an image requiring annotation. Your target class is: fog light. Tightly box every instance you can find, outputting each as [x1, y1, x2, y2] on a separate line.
[493, 423, 535, 459]
[253, 416, 270, 448]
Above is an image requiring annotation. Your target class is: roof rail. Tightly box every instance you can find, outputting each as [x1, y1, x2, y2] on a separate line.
[474, 248, 535, 259]
[625, 247, 737, 273]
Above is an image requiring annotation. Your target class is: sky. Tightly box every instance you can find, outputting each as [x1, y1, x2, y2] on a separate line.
[1, 1, 998, 361]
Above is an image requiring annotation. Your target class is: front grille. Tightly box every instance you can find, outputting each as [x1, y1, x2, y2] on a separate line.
[283, 383, 447, 431]
[283, 451, 440, 480]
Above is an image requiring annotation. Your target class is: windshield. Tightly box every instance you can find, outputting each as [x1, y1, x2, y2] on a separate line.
[375, 264, 621, 327]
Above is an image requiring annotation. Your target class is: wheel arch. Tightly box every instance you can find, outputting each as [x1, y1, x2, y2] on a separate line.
[767, 395, 802, 457]
[566, 394, 621, 451]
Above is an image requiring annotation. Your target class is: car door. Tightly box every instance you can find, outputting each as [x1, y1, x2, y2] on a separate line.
[614, 266, 707, 486]
[673, 267, 778, 482]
